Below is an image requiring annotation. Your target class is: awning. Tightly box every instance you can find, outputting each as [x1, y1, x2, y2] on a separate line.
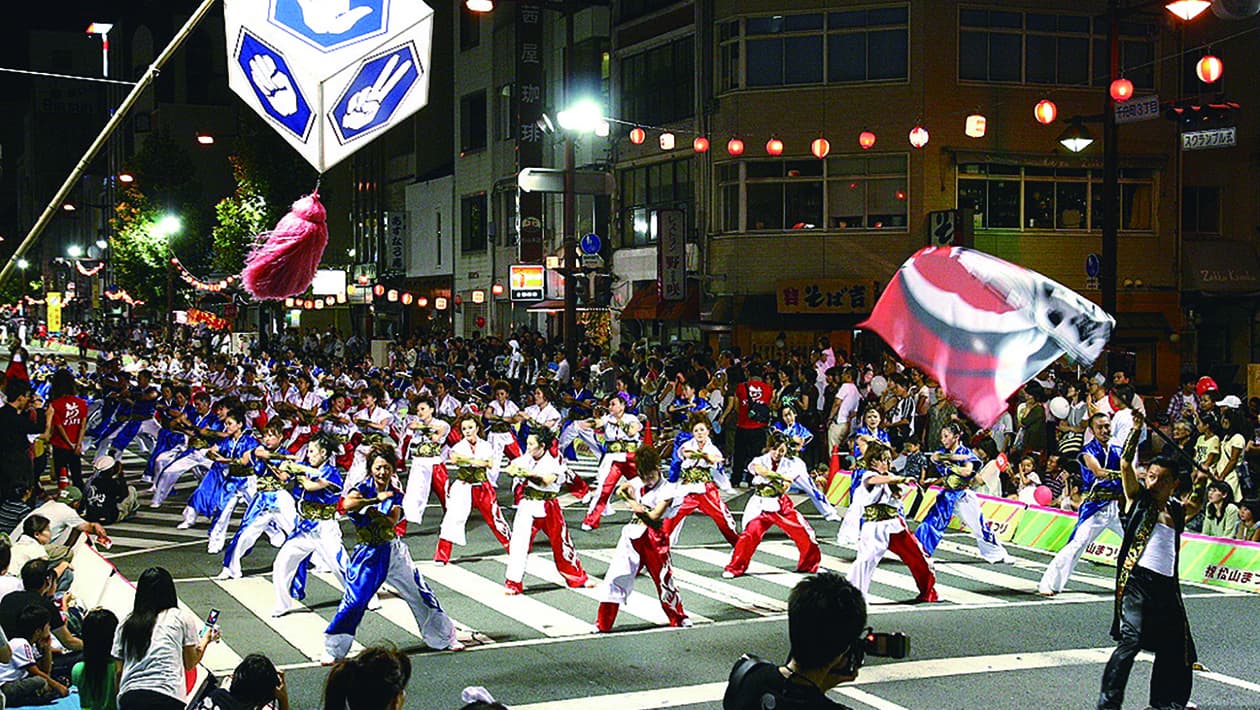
[1183, 240, 1260, 294]
[618, 285, 700, 321]
[733, 294, 868, 330]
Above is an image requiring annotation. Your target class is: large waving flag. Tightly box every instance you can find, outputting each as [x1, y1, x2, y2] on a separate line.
[862, 246, 1114, 428]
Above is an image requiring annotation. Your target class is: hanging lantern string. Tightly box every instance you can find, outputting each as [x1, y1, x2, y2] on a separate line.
[169, 254, 236, 292]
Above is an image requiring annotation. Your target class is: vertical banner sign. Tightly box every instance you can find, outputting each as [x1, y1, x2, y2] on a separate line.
[46, 292, 62, 333]
[385, 211, 409, 273]
[516, 3, 545, 264]
[657, 209, 686, 301]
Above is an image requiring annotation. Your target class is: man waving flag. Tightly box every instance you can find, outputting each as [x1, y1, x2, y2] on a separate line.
[862, 246, 1114, 428]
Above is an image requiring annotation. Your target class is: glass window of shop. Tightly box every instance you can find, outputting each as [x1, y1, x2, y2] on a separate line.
[957, 164, 1155, 232]
[718, 154, 907, 232]
[621, 36, 694, 126]
[461, 193, 487, 253]
[719, 6, 907, 92]
[1182, 186, 1220, 235]
[620, 158, 693, 247]
[959, 9, 1155, 88]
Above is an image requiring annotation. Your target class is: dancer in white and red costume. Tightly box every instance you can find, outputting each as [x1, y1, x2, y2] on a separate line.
[847, 441, 938, 602]
[724, 435, 821, 578]
[581, 395, 643, 530]
[596, 445, 690, 632]
[434, 416, 512, 564]
[661, 414, 739, 546]
[503, 430, 592, 594]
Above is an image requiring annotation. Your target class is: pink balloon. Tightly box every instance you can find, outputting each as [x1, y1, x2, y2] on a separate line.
[1033, 485, 1053, 506]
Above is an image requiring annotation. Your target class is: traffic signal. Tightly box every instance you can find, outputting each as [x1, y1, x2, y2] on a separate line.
[592, 273, 614, 308]
[1165, 98, 1240, 129]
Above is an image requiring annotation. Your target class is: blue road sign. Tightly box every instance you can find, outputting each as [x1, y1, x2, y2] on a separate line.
[580, 233, 602, 255]
[236, 32, 314, 139]
[1085, 253, 1101, 278]
[270, 0, 388, 52]
[329, 44, 420, 143]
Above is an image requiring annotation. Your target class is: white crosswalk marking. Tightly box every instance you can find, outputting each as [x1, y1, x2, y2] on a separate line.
[213, 576, 363, 661]
[585, 548, 789, 615]
[420, 561, 598, 637]
[670, 546, 896, 605]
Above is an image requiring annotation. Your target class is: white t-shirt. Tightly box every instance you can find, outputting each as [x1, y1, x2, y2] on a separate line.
[112, 608, 200, 702]
[0, 576, 23, 600]
[13, 501, 86, 547]
[834, 382, 861, 426]
[0, 636, 38, 683]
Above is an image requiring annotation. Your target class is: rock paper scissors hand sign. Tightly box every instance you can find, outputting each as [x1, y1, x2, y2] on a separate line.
[249, 54, 299, 116]
[296, 0, 375, 34]
[341, 54, 413, 131]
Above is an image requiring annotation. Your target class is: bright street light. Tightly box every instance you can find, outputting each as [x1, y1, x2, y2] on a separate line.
[118, 173, 134, 184]
[156, 215, 183, 238]
[465, 0, 494, 11]
[196, 133, 215, 145]
[1165, 0, 1211, 21]
[67, 245, 84, 258]
[16, 259, 29, 270]
[556, 99, 604, 133]
[96, 239, 109, 250]
[62, 203, 77, 212]
[1058, 121, 1094, 153]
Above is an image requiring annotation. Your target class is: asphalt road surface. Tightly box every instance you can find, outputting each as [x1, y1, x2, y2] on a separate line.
[86, 447, 1257, 710]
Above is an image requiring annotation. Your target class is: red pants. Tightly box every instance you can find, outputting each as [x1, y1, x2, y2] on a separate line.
[662, 482, 739, 546]
[596, 527, 687, 632]
[505, 499, 588, 592]
[582, 458, 637, 529]
[725, 497, 821, 576]
[432, 463, 449, 509]
[434, 481, 512, 563]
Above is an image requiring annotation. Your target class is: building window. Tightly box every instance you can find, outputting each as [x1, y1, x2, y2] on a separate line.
[460, 5, 480, 51]
[461, 193, 487, 253]
[718, 6, 908, 92]
[959, 9, 1155, 88]
[495, 188, 518, 246]
[494, 84, 514, 142]
[1182, 186, 1220, 235]
[618, 0, 678, 24]
[460, 90, 487, 154]
[718, 154, 908, 232]
[621, 36, 693, 126]
[957, 163, 1155, 232]
[619, 158, 693, 247]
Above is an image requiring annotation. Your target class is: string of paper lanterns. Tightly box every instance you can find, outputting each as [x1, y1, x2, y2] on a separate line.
[169, 256, 235, 292]
[283, 283, 504, 312]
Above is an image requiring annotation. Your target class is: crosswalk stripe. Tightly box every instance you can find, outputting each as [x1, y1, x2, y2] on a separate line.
[757, 541, 998, 606]
[585, 548, 787, 615]
[419, 561, 597, 637]
[212, 576, 362, 661]
[308, 570, 493, 648]
[929, 538, 1116, 591]
[104, 535, 181, 550]
[110, 523, 204, 539]
[670, 546, 896, 606]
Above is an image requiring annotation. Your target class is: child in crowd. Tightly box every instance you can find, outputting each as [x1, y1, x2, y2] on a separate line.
[0, 605, 69, 706]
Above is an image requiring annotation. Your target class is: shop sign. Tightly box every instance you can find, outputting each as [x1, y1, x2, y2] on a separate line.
[776, 279, 879, 314]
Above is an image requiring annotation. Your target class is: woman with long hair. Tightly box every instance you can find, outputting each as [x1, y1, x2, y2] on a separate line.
[113, 567, 217, 710]
[72, 608, 119, 710]
[1201, 480, 1239, 538]
[323, 646, 410, 710]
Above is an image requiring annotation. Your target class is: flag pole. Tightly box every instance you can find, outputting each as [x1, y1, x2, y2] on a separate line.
[0, 0, 222, 289]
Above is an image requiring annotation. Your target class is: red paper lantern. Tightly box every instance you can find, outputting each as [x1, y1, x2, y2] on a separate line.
[726, 138, 744, 156]
[387, 289, 399, 302]
[659, 132, 676, 150]
[373, 284, 385, 297]
[325, 296, 336, 306]
[454, 295, 463, 306]
[304, 299, 314, 309]
[810, 137, 830, 159]
[491, 283, 505, 296]
[1196, 55, 1223, 84]
[1034, 99, 1058, 125]
[765, 138, 783, 156]
[402, 292, 414, 305]
[692, 136, 710, 153]
[858, 131, 876, 150]
[629, 127, 646, 144]
[417, 296, 429, 307]
[1109, 77, 1134, 102]
[908, 125, 929, 149]
[476, 316, 487, 328]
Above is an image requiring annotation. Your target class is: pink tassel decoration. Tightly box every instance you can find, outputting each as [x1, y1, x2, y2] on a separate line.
[242, 192, 329, 300]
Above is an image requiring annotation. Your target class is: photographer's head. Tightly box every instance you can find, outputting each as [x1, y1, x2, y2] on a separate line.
[788, 572, 868, 689]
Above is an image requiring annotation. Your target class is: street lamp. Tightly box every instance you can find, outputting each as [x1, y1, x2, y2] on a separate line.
[156, 214, 183, 340]
[86, 22, 113, 78]
[95, 239, 109, 250]
[1058, 121, 1095, 153]
[1164, 0, 1211, 21]
[16, 259, 29, 270]
[67, 245, 84, 259]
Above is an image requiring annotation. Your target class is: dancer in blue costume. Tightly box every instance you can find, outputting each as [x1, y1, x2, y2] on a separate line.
[218, 422, 298, 579]
[324, 442, 462, 663]
[913, 423, 1014, 563]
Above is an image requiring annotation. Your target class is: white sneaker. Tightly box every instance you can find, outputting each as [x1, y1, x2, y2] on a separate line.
[214, 569, 236, 581]
[207, 545, 224, 555]
[721, 570, 736, 579]
[148, 502, 162, 509]
[446, 639, 466, 652]
[578, 492, 595, 505]
[319, 653, 337, 666]
[176, 521, 193, 530]
[580, 523, 593, 532]
[680, 618, 694, 628]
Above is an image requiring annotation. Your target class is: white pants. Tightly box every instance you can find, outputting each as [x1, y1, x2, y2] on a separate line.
[558, 423, 601, 458]
[325, 539, 456, 658]
[849, 518, 905, 595]
[272, 521, 345, 614]
[836, 484, 870, 546]
[199, 478, 258, 554]
[95, 419, 160, 462]
[586, 452, 630, 517]
[404, 456, 441, 525]
[601, 526, 649, 605]
[222, 492, 297, 578]
[486, 432, 518, 485]
[953, 491, 1013, 563]
[151, 450, 211, 506]
[1038, 502, 1123, 594]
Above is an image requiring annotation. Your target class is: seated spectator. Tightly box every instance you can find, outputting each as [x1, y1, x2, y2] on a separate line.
[8, 515, 69, 585]
[71, 608, 119, 710]
[11, 486, 112, 563]
[0, 541, 20, 599]
[1042, 454, 1067, 506]
[0, 604, 69, 706]
[1201, 481, 1239, 538]
[972, 438, 1006, 498]
[0, 560, 82, 668]
[0, 486, 38, 537]
[1234, 499, 1260, 542]
[114, 567, 218, 710]
[83, 456, 139, 525]
[201, 653, 289, 710]
[323, 646, 411, 710]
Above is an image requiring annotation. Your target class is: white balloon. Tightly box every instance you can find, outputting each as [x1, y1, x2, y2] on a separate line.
[870, 375, 888, 397]
[1048, 396, 1070, 420]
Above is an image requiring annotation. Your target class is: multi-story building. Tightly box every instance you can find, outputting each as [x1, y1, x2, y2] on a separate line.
[607, 0, 1260, 396]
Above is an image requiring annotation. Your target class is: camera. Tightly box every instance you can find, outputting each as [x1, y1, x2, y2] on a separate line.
[840, 628, 910, 676]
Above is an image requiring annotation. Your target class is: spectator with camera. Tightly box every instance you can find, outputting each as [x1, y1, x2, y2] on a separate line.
[724, 572, 895, 710]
